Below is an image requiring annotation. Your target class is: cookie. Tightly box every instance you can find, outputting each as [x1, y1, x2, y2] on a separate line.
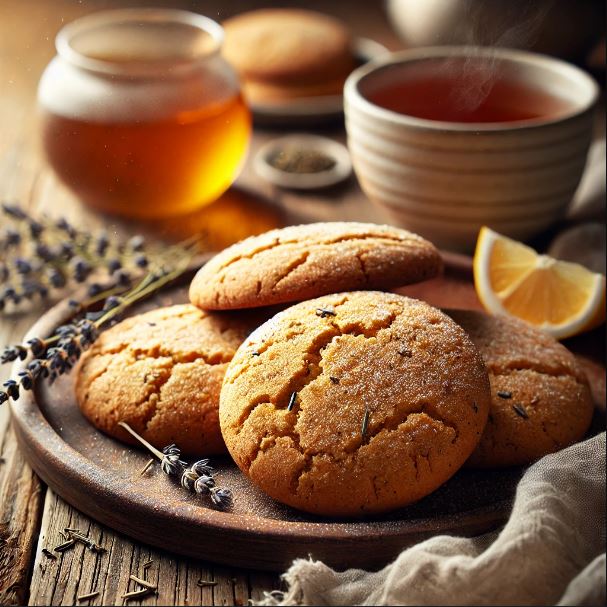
[189, 222, 442, 310]
[242, 77, 347, 104]
[76, 304, 252, 456]
[222, 9, 354, 86]
[220, 291, 490, 516]
[447, 310, 594, 468]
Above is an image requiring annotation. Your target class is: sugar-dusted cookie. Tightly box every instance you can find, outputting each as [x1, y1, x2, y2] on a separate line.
[76, 304, 253, 456]
[189, 222, 442, 310]
[447, 309, 594, 468]
[220, 292, 490, 516]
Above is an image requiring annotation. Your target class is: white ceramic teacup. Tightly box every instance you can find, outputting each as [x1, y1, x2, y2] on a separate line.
[344, 46, 599, 251]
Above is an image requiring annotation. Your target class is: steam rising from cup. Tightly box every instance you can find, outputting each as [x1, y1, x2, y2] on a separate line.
[435, 1, 555, 114]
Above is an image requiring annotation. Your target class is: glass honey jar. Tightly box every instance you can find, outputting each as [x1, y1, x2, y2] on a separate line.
[38, 9, 251, 219]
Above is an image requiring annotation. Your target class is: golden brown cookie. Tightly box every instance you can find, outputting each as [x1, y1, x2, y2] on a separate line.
[220, 291, 490, 516]
[189, 222, 442, 310]
[222, 9, 354, 86]
[76, 304, 253, 456]
[447, 310, 594, 468]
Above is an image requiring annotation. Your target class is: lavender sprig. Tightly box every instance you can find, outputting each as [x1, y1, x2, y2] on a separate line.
[161, 444, 188, 476]
[0, 202, 192, 314]
[0, 233, 199, 404]
[118, 422, 233, 510]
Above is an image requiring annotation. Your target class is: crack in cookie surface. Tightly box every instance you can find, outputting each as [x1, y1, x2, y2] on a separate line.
[190, 223, 441, 310]
[77, 304, 249, 456]
[230, 294, 399, 436]
[212, 229, 421, 273]
[221, 293, 489, 514]
[490, 363, 588, 387]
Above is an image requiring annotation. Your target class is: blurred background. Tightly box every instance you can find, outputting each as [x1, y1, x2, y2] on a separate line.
[0, 0, 604, 258]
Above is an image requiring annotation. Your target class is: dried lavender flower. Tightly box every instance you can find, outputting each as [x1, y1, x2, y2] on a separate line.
[210, 487, 233, 509]
[15, 258, 33, 275]
[18, 370, 35, 390]
[47, 268, 66, 289]
[128, 235, 145, 251]
[1, 345, 27, 363]
[107, 259, 122, 273]
[95, 233, 109, 257]
[87, 283, 103, 297]
[315, 306, 336, 318]
[2, 203, 27, 219]
[0, 203, 188, 315]
[134, 255, 148, 269]
[114, 270, 132, 287]
[72, 258, 92, 282]
[2, 380, 19, 400]
[117, 422, 231, 509]
[161, 444, 187, 476]
[190, 459, 214, 476]
[0, 206, 199, 405]
[180, 468, 199, 491]
[194, 474, 215, 495]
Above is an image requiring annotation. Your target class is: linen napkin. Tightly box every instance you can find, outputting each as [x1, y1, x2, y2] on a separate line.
[258, 432, 606, 606]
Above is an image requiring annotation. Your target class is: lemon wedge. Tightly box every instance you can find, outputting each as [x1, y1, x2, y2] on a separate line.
[473, 226, 606, 339]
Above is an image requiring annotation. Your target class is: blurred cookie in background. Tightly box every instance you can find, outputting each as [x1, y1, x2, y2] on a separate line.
[222, 9, 355, 105]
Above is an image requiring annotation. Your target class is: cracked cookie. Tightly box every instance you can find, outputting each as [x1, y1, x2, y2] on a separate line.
[219, 291, 490, 516]
[447, 310, 594, 468]
[189, 222, 442, 310]
[76, 304, 253, 456]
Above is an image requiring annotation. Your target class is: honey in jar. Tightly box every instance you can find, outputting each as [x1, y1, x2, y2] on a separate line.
[38, 9, 251, 219]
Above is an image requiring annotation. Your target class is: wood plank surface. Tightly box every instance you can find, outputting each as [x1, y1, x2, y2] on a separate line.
[29, 490, 277, 606]
[0, 1, 399, 604]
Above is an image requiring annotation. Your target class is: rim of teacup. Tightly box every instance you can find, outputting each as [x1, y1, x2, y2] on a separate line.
[344, 46, 599, 132]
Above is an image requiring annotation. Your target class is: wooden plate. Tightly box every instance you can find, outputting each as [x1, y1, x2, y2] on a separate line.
[9, 254, 605, 571]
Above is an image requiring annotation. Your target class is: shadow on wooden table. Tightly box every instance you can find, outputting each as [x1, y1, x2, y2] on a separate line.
[124, 185, 286, 251]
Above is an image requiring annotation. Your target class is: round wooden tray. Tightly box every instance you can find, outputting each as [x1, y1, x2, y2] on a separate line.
[9, 254, 605, 571]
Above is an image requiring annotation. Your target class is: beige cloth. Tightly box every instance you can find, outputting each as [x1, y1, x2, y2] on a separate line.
[258, 432, 606, 606]
[567, 138, 606, 222]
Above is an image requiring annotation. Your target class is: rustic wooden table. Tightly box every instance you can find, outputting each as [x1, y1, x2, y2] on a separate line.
[0, 1, 402, 604]
[2, 2, 604, 604]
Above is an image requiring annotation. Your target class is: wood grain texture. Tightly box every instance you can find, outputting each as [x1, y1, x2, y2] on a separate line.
[29, 490, 279, 606]
[0, 424, 44, 606]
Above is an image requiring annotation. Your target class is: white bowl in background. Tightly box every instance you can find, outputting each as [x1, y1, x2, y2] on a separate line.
[385, 0, 605, 61]
[344, 46, 599, 251]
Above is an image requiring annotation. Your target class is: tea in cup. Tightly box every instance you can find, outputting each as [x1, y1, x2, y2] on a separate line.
[344, 47, 598, 250]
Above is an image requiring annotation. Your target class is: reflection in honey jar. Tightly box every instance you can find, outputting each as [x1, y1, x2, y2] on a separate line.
[41, 94, 250, 218]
